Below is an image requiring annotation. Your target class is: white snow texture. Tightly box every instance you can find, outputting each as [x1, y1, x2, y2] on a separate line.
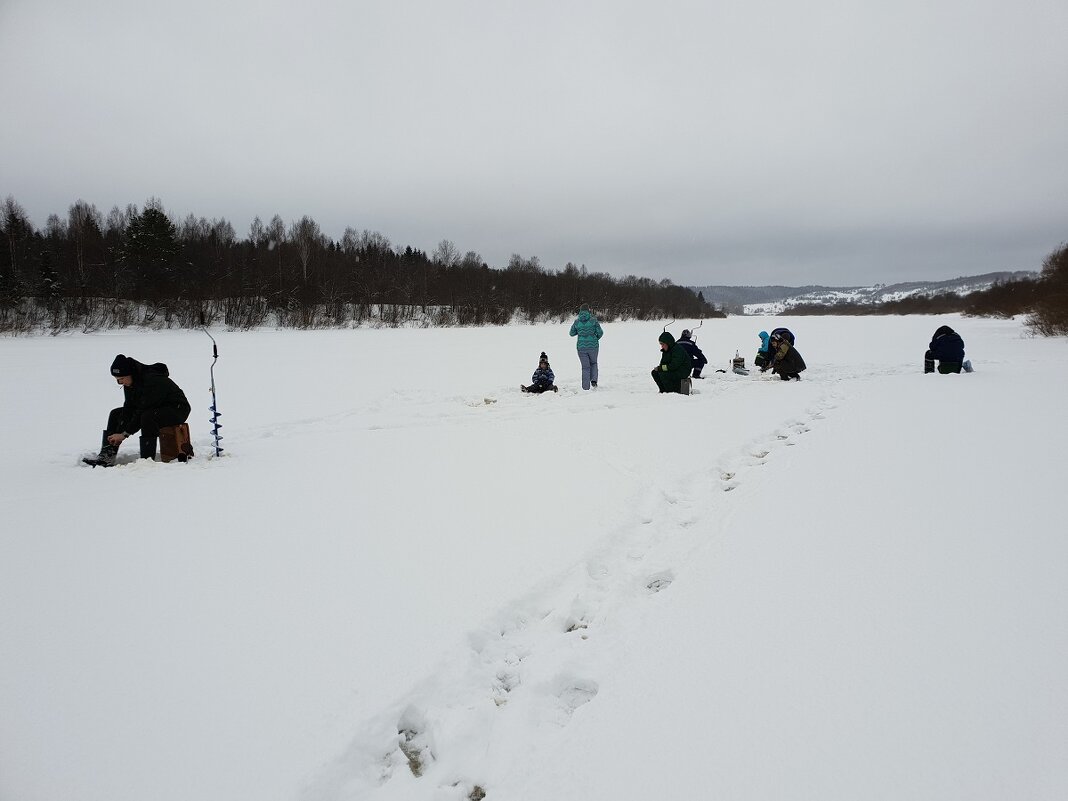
[0, 315, 1065, 801]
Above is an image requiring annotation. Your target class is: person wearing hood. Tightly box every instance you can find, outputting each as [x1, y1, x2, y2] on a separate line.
[768, 332, 806, 381]
[754, 330, 772, 369]
[677, 329, 708, 378]
[568, 303, 603, 390]
[925, 325, 967, 373]
[83, 354, 191, 466]
[651, 331, 692, 393]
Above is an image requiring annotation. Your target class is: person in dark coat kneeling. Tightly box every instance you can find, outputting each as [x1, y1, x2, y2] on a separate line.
[676, 329, 708, 378]
[925, 325, 966, 374]
[84, 354, 191, 466]
[652, 331, 692, 393]
[769, 332, 806, 381]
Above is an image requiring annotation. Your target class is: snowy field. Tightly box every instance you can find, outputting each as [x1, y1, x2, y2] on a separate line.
[1, 314, 1065, 801]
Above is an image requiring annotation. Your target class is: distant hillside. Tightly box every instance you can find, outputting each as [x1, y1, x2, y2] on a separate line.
[693, 271, 1037, 315]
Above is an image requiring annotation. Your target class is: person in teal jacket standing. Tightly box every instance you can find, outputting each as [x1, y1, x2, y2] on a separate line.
[569, 303, 603, 390]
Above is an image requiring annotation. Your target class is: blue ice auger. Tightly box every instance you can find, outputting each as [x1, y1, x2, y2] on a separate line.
[203, 326, 224, 457]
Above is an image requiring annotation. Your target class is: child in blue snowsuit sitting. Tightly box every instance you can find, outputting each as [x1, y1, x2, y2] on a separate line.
[521, 352, 558, 393]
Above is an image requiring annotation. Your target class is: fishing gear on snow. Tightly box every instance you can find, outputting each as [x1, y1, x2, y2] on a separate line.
[201, 315, 224, 457]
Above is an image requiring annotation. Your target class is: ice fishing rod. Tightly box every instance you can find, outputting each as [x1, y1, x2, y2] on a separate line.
[200, 313, 224, 457]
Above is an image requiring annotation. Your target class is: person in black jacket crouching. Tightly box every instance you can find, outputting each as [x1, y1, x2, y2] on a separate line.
[768, 332, 806, 381]
[925, 325, 967, 374]
[676, 329, 708, 379]
[84, 354, 191, 466]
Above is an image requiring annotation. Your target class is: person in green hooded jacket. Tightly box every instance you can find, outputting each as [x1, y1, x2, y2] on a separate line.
[651, 331, 692, 393]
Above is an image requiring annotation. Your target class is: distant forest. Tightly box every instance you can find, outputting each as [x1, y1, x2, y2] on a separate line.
[0, 196, 720, 334]
[788, 242, 1068, 337]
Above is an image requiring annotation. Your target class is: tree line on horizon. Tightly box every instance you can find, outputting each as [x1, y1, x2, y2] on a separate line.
[786, 241, 1068, 336]
[0, 195, 720, 334]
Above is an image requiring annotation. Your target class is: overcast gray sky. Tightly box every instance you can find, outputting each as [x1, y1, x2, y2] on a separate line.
[2, 0, 1066, 286]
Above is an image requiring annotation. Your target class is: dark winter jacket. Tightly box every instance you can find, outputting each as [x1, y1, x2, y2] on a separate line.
[928, 326, 965, 364]
[771, 341, 807, 377]
[530, 366, 555, 388]
[119, 360, 190, 434]
[569, 309, 603, 350]
[677, 337, 708, 371]
[655, 332, 692, 392]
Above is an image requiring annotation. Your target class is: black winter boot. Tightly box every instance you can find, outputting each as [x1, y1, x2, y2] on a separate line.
[83, 430, 118, 467]
[139, 435, 158, 460]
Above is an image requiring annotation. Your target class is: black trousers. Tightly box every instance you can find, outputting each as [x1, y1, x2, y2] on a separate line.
[924, 350, 962, 374]
[107, 403, 191, 440]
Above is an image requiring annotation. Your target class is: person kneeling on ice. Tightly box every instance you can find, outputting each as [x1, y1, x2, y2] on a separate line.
[754, 330, 772, 369]
[925, 325, 971, 374]
[651, 331, 692, 393]
[676, 329, 708, 378]
[84, 354, 192, 466]
[521, 352, 558, 393]
[768, 332, 806, 381]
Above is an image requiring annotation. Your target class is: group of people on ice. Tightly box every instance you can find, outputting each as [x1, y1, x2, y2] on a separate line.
[754, 328, 807, 381]
[522, 302, 604, 393]
[520, 306, 971, 397]
[84, 304, 971, 466]
[652, 326, 806, 391]
[520, 306, 812, 396]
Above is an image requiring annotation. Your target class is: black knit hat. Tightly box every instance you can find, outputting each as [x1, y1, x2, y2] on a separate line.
[110, 354, 134, 376]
